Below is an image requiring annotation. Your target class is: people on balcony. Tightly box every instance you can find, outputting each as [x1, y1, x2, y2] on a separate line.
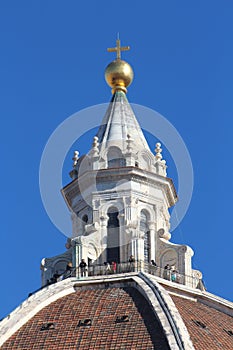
[104, 262, 111, 274]
[79, 259, 87, 277]
[128, 255, 135, 271]
[49, 272, 60, 284]
[42, 260, 202, 292]
[171, 269, 177, 282]
[111, 261, 117, 273]
[163, 264, 171, 280]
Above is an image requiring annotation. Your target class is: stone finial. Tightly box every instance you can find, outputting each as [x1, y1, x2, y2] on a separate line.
[155, 142, 163, 161]
[92, 136, 99, 148]
[155, 142, 167, 176]
[155, 142, 166, 165]
[40, 258, 47, 271]
[72, 151, 79, 168]
[91, 136, 99, 156]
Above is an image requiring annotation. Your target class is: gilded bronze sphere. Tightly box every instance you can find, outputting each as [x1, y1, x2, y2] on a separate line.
[105, 59, 134, 93]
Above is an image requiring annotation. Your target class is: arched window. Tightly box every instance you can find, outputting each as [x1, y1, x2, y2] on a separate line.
[107, 207, 120, 263]
[140, 210, 150, 263]
[82, 214, 88, 234]
[82, 215, 88, 223]
[107, 147, 126, 168]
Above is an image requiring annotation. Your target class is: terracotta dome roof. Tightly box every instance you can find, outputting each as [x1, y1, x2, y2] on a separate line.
[170, 294, 233, 350]
[1, 286, 169, 350]
[1, 274, 233, 349]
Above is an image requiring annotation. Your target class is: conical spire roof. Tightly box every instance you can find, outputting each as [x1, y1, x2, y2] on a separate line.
[97, 90, 150, 153]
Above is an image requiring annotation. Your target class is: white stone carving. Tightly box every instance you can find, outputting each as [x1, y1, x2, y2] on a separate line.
[56, 85, 201, 288]
[158, 228, 171, 241]
[85, 222, 99, 234]
[91, 136, 99, 157]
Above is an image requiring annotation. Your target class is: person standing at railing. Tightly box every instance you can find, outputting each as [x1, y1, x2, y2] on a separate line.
[150, 260, 157, 275]
[49, 272, 60, 284]
[171, 268, 178, 282]
[66, 262, 73, 276]
[163, 264, 171, 280]
[151, 260, 156, 266]
[129, 255, 135, 272]
[104, 262, 111, 274]
[111, 261, 117, 273]
[79, 259, 87, 277]
[59, 262, 74, 280]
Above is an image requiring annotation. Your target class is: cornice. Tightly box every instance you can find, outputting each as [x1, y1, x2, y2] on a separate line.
[62, 167, 178, 209]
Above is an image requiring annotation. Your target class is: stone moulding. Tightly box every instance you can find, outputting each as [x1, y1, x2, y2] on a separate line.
[62, 166, 177, 210]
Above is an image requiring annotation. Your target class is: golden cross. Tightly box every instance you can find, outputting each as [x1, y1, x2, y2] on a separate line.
[107, 38, 130, 60]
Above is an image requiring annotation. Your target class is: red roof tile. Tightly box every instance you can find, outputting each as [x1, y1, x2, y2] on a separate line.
[171, 295, 233, 350]
[1, 287, 170, 350]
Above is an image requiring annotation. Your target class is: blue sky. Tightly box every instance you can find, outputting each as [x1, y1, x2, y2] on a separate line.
[1, 1, 233, 319]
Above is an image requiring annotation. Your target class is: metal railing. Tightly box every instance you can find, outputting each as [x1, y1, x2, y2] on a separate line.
[49, 261, 205, 291]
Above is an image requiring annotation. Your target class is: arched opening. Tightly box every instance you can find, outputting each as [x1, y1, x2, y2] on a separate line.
[107, 147, 126, 168]
[107, 207, 120, 263]
[140, 210, 150, 263]
[82, 214, 88, 234]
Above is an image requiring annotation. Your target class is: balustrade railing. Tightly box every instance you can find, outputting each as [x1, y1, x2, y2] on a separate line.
[48, 260, 205, 291]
